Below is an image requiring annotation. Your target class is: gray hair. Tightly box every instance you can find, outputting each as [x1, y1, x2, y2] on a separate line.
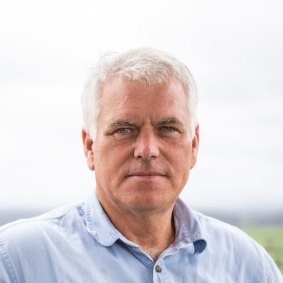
[81, 47, 198, 138]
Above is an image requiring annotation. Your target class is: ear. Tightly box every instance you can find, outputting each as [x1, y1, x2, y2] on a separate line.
[82, 129, 95, 171]
[190, 125, 200, 169]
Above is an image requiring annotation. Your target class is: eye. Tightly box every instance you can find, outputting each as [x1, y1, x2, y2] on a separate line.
[115, 128, 132, 135]
[112, 128, 138, 138]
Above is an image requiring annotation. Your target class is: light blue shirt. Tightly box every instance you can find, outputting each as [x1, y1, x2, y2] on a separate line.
[0, 193, 282, 283]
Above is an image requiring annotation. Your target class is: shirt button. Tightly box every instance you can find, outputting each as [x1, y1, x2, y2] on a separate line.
[155, 265, 162, 273]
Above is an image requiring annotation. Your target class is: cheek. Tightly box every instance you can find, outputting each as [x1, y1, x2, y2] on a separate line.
[168, 139, 192, 160]
[168, 143, 193, 174]
[94, 142, 130, 173]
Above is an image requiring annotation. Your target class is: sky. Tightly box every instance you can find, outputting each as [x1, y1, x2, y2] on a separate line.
[0, 0, 282, 213]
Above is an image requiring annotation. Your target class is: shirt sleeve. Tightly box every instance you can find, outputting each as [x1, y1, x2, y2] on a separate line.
[266, 255, 283, 283]
[263, 248, 283, 282]
[0, 240, 17, 283]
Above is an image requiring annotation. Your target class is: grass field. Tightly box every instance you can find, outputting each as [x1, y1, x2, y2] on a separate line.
[243, 226, 283, 274]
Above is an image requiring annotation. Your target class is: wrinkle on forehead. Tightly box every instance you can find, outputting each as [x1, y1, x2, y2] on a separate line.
[97, 77, 190, 131]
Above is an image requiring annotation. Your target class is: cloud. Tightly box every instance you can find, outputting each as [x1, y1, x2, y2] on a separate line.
[0, 0, 282, 211]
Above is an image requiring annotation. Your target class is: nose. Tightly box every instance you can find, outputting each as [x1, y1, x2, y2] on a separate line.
[134, 128, 160, 160]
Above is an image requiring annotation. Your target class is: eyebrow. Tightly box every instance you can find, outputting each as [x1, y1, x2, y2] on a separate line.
[157, 117, 184, 126]
[104, 119, 137, 135]
[106, 117, 185, 133]
[109, 118, 183, 126]
[109, 119, 137, 128]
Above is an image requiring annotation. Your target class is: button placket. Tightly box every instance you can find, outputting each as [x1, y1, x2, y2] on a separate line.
[153, 262, 168, 283]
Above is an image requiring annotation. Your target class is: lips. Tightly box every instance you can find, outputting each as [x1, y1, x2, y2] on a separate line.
[126, 171, 167, 178]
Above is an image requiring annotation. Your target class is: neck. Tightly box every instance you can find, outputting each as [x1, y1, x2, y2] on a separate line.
[121, 212, 175, 261]
[99, 197, 176, 261]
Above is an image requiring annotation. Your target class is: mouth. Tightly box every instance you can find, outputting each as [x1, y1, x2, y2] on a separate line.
[126, 171, 167, 178]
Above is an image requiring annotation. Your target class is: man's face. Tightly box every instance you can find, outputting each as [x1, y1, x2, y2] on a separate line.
[83, 76, 199, 215]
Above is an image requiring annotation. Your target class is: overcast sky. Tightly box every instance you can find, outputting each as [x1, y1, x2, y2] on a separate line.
[0, 0, 282, 213]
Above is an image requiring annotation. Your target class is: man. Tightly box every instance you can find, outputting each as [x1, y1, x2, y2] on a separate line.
[0, 48, 282, 282]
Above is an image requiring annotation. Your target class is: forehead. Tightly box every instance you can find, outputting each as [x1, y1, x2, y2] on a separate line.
[98, 77, 189, 123]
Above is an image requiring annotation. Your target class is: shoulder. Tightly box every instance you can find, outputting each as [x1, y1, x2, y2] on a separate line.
[0, 203, 84, 254]
[192, 210, 282, 281]
[0, 203, 87, 282]
[193, 210, 264, 254]
[175, 199, 255, 249]
[194, 210, 248, 238]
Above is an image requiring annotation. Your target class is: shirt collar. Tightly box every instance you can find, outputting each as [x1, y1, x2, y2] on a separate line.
[84, 192, 122, 246]
[84, 192, 206, 254]
[173, 198, 207, 254]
